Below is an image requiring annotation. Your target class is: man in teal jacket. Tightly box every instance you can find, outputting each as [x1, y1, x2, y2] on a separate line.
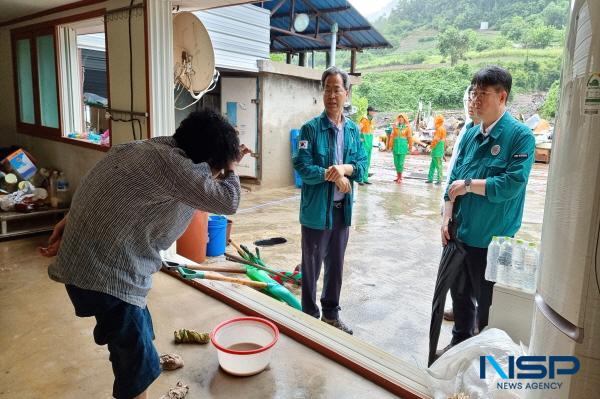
[293, 66, 367, 334]
[437, 66, 535, 356]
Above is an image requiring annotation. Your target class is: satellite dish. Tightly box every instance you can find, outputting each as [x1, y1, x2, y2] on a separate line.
[293, 13, 310, 33]
[173, 12, 219, 110]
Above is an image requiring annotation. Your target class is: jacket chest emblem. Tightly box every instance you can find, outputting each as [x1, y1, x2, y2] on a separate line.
[491, 144, 501, 156]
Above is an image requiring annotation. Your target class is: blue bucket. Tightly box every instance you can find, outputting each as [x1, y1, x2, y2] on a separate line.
[206, 215, 228, 256]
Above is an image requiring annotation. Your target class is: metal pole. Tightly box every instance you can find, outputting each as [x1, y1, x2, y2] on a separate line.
[299, 52, 306, 67]
[329, 22, 338, 67]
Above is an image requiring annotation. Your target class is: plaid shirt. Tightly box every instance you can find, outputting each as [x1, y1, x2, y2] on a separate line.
[48, 137, 240, 307]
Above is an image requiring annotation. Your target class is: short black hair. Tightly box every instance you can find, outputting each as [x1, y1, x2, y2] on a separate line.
[321, 66, 350, 91]
[471, 66, 512, 101]
[173, 109, 240, 170]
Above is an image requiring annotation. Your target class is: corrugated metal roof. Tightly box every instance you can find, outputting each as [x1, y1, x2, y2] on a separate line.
[260, 0, 391, 52]
[194, 4, 270, 72]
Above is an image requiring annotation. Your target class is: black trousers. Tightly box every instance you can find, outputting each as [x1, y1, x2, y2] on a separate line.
[300, 206, 349, 320]
[450, 245, 495, 346]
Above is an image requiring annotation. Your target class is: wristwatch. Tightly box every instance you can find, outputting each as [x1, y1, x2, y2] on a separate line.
[465, 177, 472, 193]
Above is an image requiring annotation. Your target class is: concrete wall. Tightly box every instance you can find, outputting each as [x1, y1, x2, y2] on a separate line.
[0, 0, 148, 191]
[259, 73, 323, 188]
[257, 61, 361, 188]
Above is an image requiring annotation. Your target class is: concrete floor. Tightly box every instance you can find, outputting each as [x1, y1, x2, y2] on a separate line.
[232, 150, 548, 369]
[0, 236, 396, 399]
[0, 150, 547, 398]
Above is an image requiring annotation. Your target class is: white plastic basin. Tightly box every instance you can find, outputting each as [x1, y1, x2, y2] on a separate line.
[210, 316, 279, 376]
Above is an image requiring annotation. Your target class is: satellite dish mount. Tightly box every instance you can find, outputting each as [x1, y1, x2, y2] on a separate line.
[173, 12, 219, 110]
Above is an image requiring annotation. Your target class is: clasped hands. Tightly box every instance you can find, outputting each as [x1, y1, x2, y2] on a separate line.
[325, 164, 352, 194]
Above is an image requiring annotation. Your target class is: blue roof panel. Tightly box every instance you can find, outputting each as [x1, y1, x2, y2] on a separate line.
[261, 0, 391, 52]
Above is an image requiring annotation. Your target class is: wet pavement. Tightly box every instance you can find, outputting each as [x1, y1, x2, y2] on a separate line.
[229, 149, 548, 369]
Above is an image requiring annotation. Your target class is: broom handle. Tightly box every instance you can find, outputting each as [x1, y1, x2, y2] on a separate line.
[201, 273, 268, 289]
[178, 263, 247, 274]
[225, 252, 300, 285]
[228, 239, 246, 257]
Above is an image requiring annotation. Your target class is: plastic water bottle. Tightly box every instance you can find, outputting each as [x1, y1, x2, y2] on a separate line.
[523, 242, 539, 292]
[56, 172, 70, 208]
[485, 236, 500, 282]
[49, 171, 59, 208]
[497, 237, 513, 285]
[511, 239, 526, 288]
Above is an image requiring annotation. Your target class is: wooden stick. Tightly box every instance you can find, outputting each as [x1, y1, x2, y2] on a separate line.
[225, 252, 300, 285]
[228, 239, 245, 256]
[200, 273, 268, 289]
[176, 263, 247, 274]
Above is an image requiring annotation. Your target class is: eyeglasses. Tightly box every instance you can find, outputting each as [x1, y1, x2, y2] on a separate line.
[324, 87, 346, 95]
[468, 90, 495, 101]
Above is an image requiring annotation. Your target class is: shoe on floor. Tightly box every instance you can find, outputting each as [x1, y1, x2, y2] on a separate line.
[358, 182, 365, 186]
[425, 180, 433, 184]
[435, 181, 442, 185]
[321, 317, 353, 335]
[364, 181, 372, 185]
[443, 308, 454, 321]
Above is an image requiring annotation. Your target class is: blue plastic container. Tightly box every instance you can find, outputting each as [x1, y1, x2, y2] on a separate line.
[206, 215, 228, 256]
[290, 129, 302, 188]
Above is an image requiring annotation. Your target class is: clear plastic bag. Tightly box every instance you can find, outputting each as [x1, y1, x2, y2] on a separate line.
[426, 329, 525, 399]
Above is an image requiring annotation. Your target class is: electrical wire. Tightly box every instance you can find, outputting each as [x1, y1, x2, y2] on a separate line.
[105, 1, 143, 140]
[128, 0, 136, 140]
[109, 116, 142, 139]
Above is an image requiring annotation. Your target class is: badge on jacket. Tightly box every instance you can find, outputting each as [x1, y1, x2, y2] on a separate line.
[491, 145, 501, 156]
[299, 140, 309, 149]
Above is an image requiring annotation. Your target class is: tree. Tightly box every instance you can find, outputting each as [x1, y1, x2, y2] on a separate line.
[350, 95, 369, 124]
[525, 24, 555, 49]
[437, 27, 471, 66]
[500, 16, 528, 42]
[543, 1, 568, 28]
[539, 80, 560, 119]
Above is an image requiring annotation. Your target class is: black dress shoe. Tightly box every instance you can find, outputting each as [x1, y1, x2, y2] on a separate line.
[443, 309, 454, 321]
[321, 317, 353, 335]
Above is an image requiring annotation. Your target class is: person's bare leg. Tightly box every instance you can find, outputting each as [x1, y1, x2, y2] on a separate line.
[133, 390, 148, 399]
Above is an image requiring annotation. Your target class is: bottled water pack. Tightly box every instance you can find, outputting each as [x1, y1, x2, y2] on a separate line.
[485, 236, 539, 293]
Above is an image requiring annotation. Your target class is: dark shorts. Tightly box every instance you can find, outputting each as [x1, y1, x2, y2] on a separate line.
[65, 285, 161, 399]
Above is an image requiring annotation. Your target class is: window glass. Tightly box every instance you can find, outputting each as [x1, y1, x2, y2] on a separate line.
[37, 34, 59, 129]
[16, 39, 35, 124]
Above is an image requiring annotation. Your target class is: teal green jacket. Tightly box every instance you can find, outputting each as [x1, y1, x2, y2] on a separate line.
[444, 112, 535, 248]
[293, 112, 367, 230]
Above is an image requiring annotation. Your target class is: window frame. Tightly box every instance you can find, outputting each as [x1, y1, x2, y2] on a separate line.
[11, 26, 61, 138]
[10, 9, 111, 152]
